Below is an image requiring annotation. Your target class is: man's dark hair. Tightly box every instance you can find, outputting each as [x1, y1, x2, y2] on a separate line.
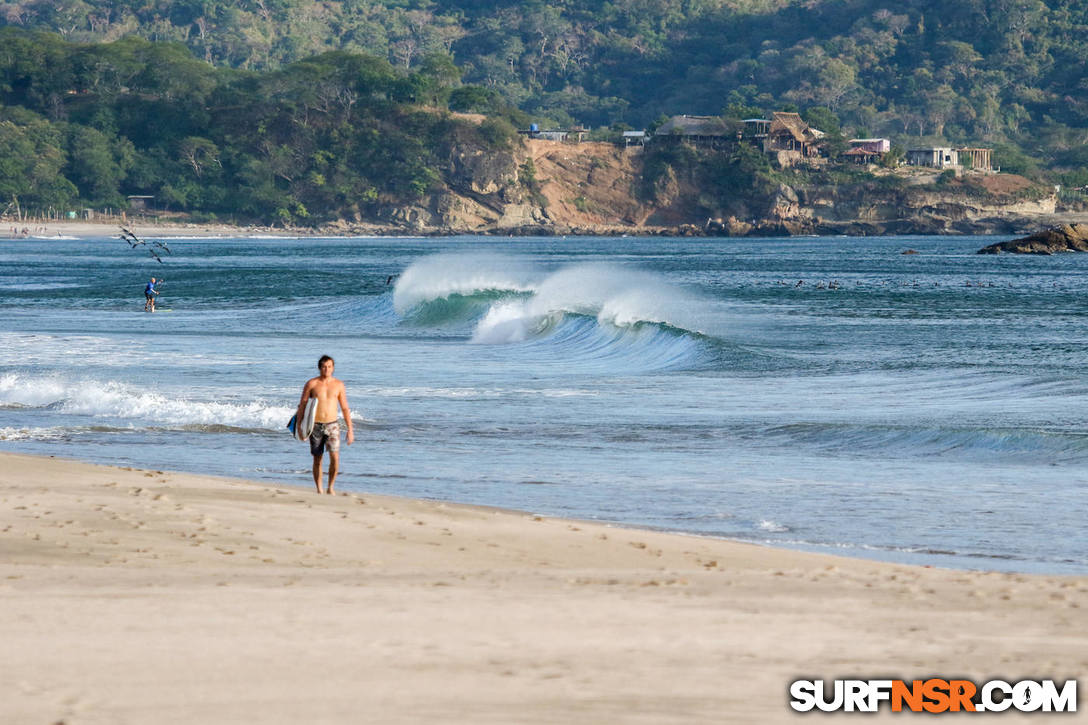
[318, 355, 334, 368]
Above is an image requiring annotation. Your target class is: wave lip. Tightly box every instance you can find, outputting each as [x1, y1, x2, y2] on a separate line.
[470, 263, 715, 341]
[393, 252, 538, 316]
[466, 263, 722, 372]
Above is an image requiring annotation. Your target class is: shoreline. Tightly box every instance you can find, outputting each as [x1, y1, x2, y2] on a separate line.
[2, 220, 306, 240]
[5, 214, 1088, 241]
[5, 447, 1073, 577]
[2, 451, 1084, 723]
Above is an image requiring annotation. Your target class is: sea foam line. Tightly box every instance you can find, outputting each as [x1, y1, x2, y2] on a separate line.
[0, 373, 291, 430]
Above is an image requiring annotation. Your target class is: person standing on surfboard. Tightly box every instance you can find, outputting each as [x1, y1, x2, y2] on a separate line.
[296, 355, 355, 494]
[144, 277, 161, 312]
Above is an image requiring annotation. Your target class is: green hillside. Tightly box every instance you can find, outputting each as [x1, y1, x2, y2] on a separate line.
[4, 2, 1087, 145]
[0, 28, 527, 221]
[1, 0, 1086, 222]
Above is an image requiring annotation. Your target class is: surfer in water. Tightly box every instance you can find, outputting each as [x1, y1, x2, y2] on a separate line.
[296, 355, 355, 494]
[144, 277, 160, 312]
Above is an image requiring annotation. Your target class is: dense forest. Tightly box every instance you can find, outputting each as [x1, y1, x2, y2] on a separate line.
[0, 28, 530, 221]
[1, 0, 1086, 221]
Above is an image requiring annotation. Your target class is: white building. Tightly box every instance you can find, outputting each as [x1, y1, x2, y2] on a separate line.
[906, 147, 959, 169]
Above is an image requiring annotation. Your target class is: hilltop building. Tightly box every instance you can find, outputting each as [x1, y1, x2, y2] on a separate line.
[649, 111, 992, 174]
[843, 138, 891, 165]
[849, 139, 890, 154]
[958, 148, 993, 171]
[653, 115, 735, 150]
[742, 118, 771, 140]
[843, 147, 882, 164]
[126, 195, 155, 211]
[906, 147, 959, 169]
[905, 147, 993, 172]
[534, 130, 568, 142]
[763, 112, 822, 167]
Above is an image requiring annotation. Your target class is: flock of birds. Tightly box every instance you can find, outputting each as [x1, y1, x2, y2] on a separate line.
[119, 226, 172, 263]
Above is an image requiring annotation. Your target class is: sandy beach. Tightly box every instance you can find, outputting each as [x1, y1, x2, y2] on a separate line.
[0, 452, 1083, 723]
[3, 220, 304, 240]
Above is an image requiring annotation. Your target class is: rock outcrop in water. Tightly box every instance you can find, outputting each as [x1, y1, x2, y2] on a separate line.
[976, 224, 1088, 254]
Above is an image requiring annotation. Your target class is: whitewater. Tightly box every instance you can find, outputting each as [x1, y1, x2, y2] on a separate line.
[1, 234, 1086, 573]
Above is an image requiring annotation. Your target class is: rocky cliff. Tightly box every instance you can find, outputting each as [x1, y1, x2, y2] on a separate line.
[798, 173, 1058, 235]
[322, 134, 1062, 237]
[363, 139, 658, 235]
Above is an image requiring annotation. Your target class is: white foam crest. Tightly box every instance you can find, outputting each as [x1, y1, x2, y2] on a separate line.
[471, 299, 557, 344]
[470, 263, 717, 343]
[0, 373, 71, 406]
[393, 253, 538, 314]
[0, 426, 69, 441]
[757, 520, 790, 533]
[0, 374, 291, 429]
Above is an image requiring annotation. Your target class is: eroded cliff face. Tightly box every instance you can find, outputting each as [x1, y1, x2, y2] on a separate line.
[796, 173, 1057, 235]
[365, 129, 532, 233]
[335, 136, 1059, 236]
[515, 140, 656, 232]
[360, 139, 662, 234]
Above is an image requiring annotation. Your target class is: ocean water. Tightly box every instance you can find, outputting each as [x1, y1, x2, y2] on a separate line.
[1, 234, 1086, 574]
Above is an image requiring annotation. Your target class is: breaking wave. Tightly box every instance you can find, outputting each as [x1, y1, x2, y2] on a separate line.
[0, 373, 290, 431]
[393, 254, 730, 370]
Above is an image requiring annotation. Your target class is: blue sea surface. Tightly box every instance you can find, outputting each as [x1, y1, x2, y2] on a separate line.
[1, 233, 1086, 573]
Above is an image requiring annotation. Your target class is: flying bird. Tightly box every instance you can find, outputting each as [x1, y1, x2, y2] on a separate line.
[119, 226, 171, 263]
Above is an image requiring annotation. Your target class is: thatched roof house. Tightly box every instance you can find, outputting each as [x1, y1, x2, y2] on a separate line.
[766, 112, 819, 152]
[762, 111, 824, 167]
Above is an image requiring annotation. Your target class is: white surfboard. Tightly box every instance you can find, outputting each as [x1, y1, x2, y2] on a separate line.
[294, 397, 318, 441]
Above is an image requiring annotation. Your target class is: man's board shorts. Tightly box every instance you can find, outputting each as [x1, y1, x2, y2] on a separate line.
[309, 420, 340, 456]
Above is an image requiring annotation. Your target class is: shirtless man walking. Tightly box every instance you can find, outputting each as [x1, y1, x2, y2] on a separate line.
[296, 355, 354, 494]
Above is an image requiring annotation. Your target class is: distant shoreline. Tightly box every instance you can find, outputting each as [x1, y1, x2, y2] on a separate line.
[5, 214, 1088, 241]
[2, 220, 308, 240]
